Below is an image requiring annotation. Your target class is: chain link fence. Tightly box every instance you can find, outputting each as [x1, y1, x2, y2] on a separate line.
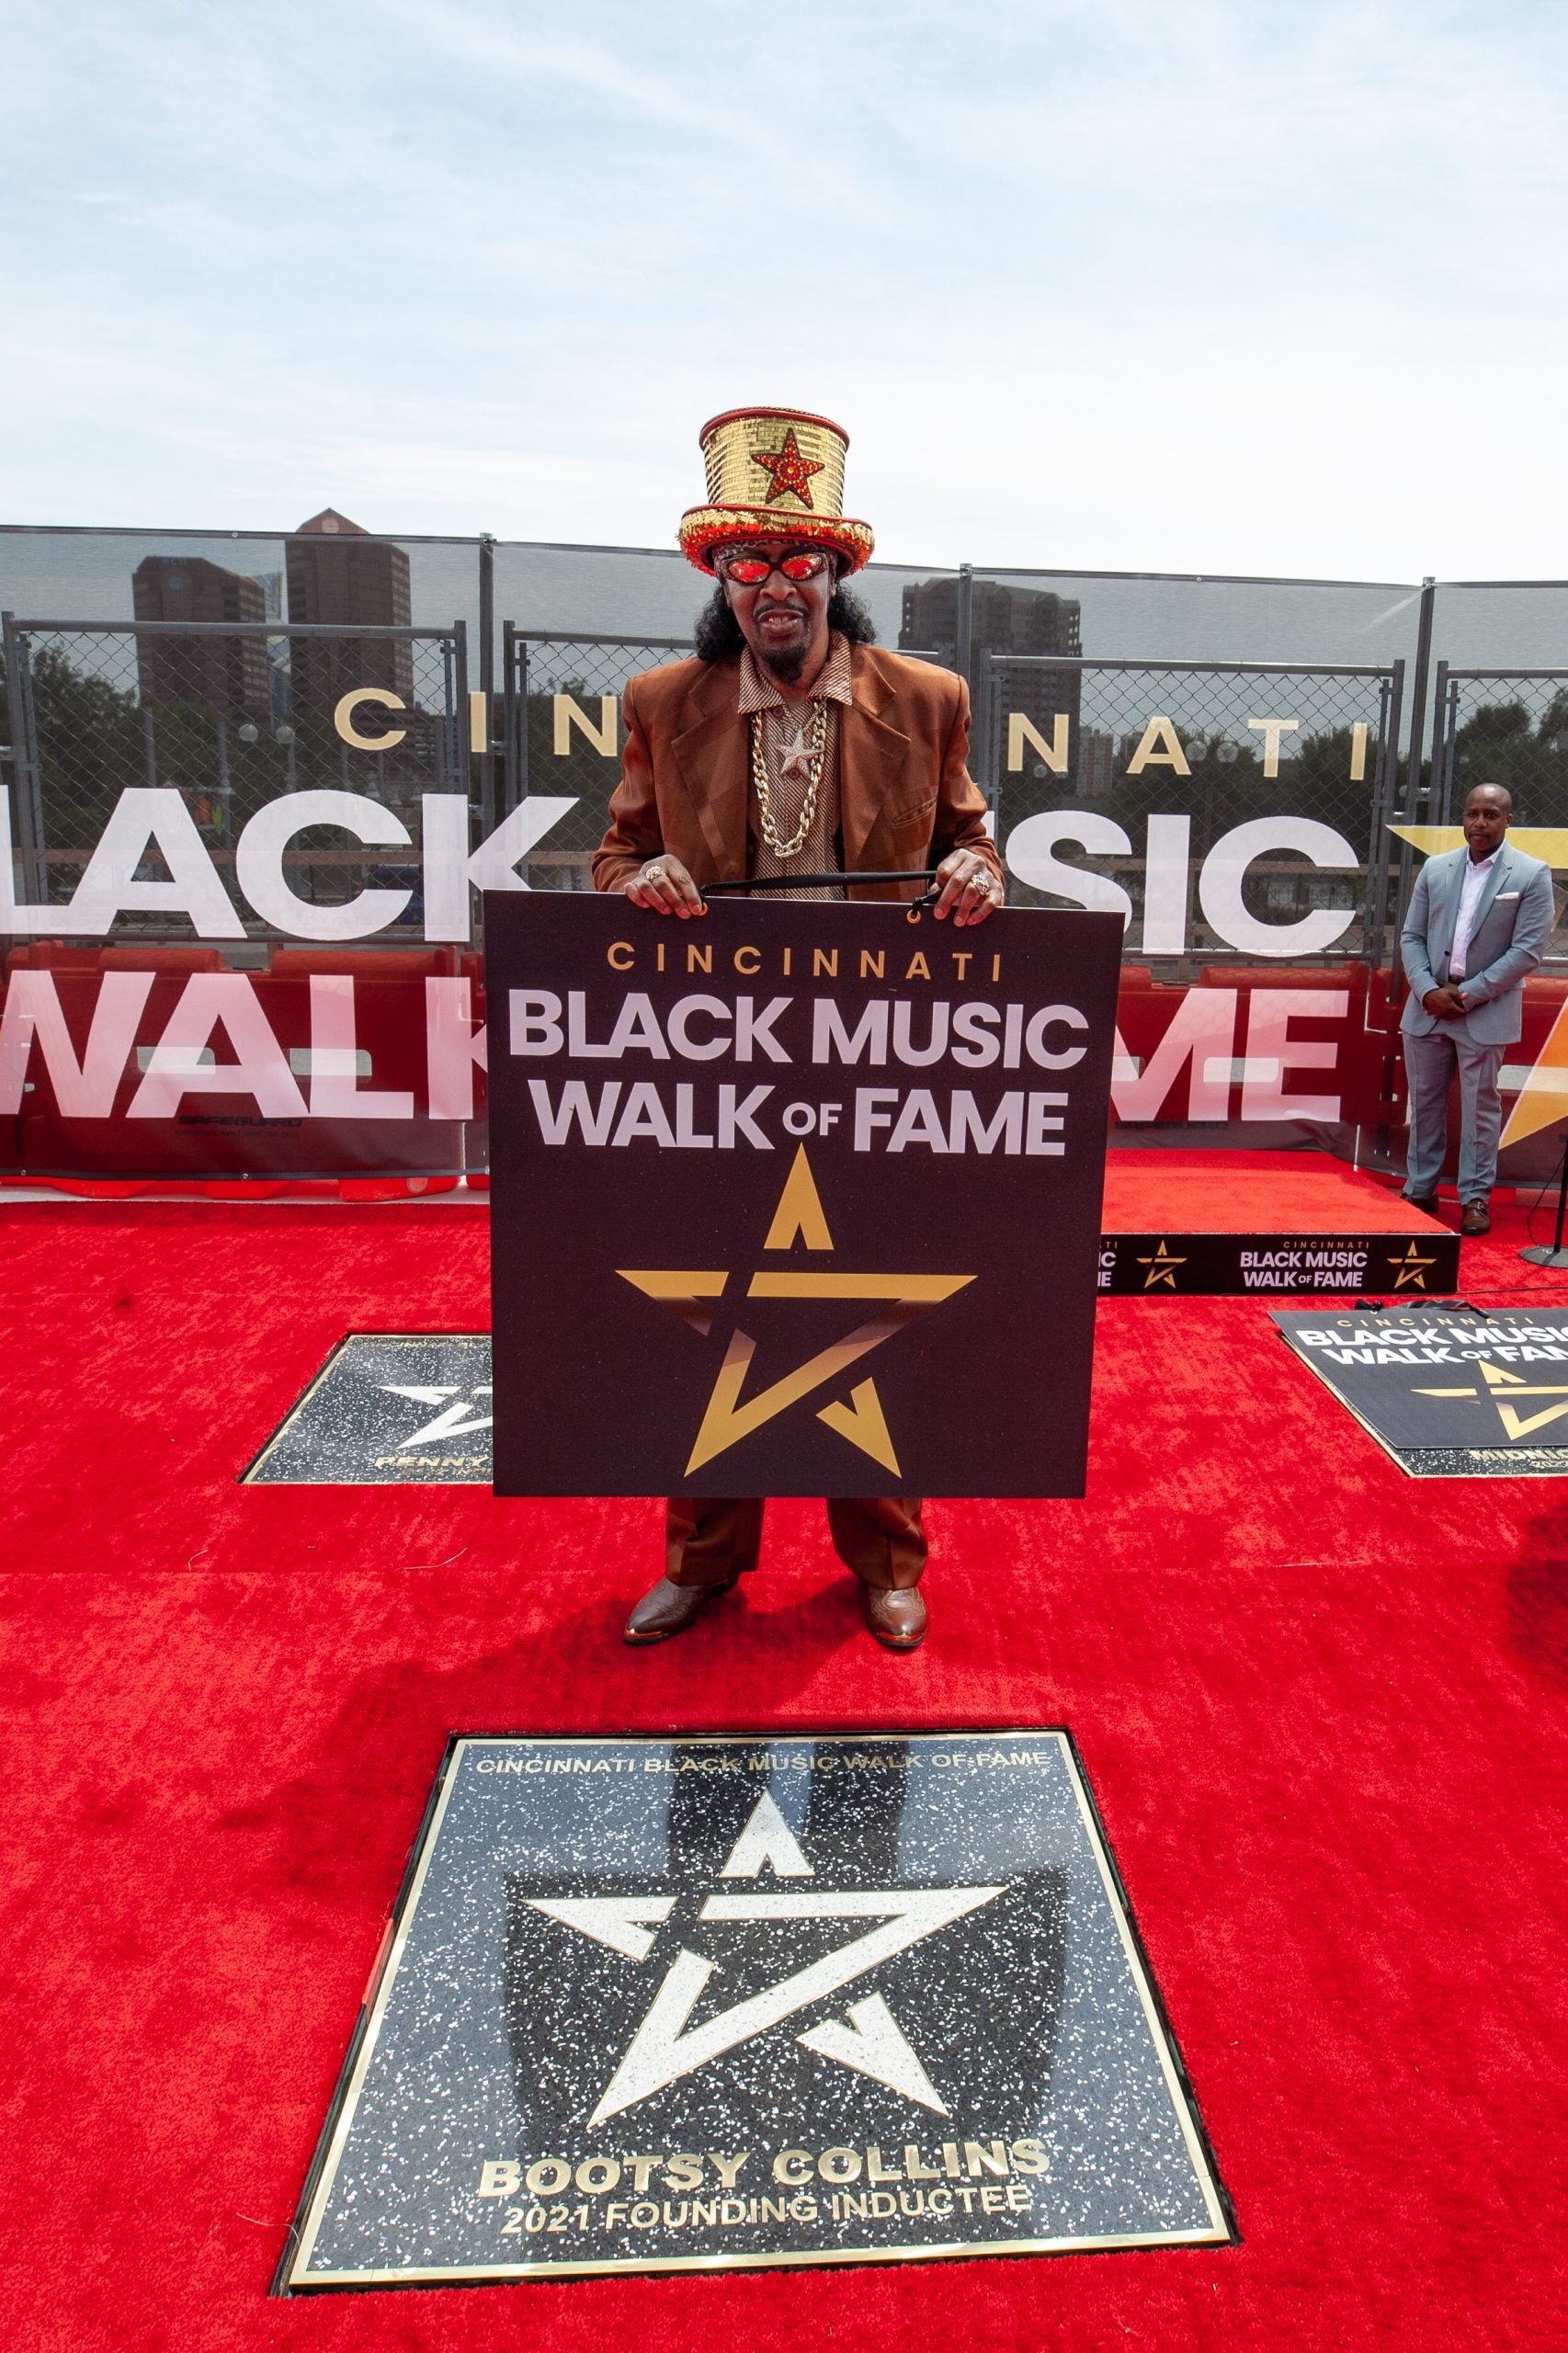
[21, 617, 1536, 970]
[502, 629, 947, 892]
[983, 655, 1405, 964]
[1430, 666, 1568, 826]
[502, 629, 690, 890]
[0, 616, 467, 939]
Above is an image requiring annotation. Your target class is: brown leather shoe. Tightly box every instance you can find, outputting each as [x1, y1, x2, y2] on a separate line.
[623, 1574, 735, 1645]
[1461, 1199, 1491, 1236]
[864, 1586, 927, 1650]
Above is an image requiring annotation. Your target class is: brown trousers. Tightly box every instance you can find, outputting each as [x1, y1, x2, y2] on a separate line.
[665, 1497, 927, 1592]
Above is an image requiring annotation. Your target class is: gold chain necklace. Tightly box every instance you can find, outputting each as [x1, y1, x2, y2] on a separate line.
[750, 698, 827, 861]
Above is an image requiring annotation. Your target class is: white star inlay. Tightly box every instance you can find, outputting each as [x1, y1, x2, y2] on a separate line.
[524, 1790, 1006, 2127]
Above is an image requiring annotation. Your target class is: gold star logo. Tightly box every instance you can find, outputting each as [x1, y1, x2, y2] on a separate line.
[1137, 1239, 1186, 1290]
[617, 1147, 975, 1478]
[1388, 1242, 1437, 1290]
[1414, 1357, 1568, 1439]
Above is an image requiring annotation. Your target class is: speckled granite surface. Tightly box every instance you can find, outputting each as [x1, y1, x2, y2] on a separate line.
[287, 1732, 1231, 2287]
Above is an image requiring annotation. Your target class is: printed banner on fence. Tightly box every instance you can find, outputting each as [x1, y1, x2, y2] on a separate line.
[485, 894, 1120, 1498]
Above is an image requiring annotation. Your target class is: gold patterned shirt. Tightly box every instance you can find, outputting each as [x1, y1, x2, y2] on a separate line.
[738, 630, 855, 903]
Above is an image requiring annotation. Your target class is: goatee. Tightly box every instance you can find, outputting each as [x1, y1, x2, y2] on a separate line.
[762, 641, 809, 687]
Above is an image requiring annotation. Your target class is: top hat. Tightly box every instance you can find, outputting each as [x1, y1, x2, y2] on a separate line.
[678, 406, 874, 575]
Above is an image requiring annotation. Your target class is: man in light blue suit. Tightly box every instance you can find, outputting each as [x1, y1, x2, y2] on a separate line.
[1400, 783, 1555, 1234]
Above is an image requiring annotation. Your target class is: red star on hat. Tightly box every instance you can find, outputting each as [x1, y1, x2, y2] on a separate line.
[750, 426, 824, 509]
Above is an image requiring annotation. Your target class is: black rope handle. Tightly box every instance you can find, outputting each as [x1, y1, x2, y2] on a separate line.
[700, 870, 943, 918]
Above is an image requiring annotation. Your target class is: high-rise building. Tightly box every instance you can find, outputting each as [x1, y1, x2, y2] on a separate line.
[1077, 732, 1117, 795]
[285, 508, 414, 719]
[131, 555, 270, 714]
[899, 576, 1084, 802]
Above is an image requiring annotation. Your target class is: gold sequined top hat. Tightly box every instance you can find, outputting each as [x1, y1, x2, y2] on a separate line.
[679, 406, 874, 575]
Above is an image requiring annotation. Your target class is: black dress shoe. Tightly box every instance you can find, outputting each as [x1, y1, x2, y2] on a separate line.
[1461, 1199, 1491, 1236]
[864, 1586, 927, 1650]
[623, 1574, 736, 1644]
[1403, 1193, 1441, 1217]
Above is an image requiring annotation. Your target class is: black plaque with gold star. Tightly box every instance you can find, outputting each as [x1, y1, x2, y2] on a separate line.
[1274, 1303, 1568, 1476]
[1096, 1230, 1457, 1296]
[484, 894, 1119, 1497]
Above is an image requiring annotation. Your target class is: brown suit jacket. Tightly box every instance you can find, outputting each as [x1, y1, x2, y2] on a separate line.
[591, 642, 1002, 904]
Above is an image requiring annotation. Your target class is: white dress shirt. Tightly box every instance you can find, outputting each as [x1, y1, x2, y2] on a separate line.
[1449, 848, 1498, 981]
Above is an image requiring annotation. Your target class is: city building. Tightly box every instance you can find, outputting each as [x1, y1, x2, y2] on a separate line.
[899, 575, 1084, 808]
[131, 554, 270, 714]
[1078, 731, 1117, 794]
[285, 507, 414, 719]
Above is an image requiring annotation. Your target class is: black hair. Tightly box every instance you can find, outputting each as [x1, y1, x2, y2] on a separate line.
[693, 579, 879, 662]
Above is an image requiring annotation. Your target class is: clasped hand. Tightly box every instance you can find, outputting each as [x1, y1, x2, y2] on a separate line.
[1423, 983, 1468, 1019]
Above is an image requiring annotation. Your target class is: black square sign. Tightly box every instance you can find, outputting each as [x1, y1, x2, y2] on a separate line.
[485, 894, 1120, 1497]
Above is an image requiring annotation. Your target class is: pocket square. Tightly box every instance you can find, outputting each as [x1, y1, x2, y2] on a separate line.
[1497, 891, 1520, 900]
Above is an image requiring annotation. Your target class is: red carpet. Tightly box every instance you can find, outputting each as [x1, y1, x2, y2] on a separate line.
[1102, 1148, 1442, 1233]
[3, 1196, 1567, 2352]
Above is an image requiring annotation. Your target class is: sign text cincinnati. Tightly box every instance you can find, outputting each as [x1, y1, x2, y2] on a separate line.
[2, 698, 1370, 958]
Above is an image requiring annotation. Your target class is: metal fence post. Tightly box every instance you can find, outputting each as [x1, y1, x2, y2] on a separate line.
[501, 619, 517, 816]
[2, 611, 47, 904]
[1429, 660, 1455, 824]
[478, 536, 495, 837]
[1389, 581, 1437, 935]
[987, 654, 1006, 809]
[517, 637, 530, 810]
[1364, 657, 1405, 973]
[954, 563, 974, 687]
[955, 564, 983, 785]
[1404, 576, 1437, 808]
[452, 620, 470, 799]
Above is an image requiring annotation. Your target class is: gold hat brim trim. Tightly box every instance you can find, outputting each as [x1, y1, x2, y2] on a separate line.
[678, 506, 874, 576]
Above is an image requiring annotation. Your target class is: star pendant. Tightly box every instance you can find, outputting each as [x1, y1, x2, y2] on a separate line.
[778, 723, 816, 787]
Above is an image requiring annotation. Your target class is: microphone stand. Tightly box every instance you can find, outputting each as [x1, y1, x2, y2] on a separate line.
[1520, 1131, 1568, 1267]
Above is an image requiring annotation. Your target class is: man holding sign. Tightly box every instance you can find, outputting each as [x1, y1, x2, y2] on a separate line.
[593, 404, 1004, 1652]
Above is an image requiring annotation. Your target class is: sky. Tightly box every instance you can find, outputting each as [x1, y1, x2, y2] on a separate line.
[4, 0, 1567, 582]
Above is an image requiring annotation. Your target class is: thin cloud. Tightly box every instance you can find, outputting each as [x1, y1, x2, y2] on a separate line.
[2, 0, 1567, 576]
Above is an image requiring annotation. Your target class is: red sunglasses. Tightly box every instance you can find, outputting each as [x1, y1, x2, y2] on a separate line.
[717, 549, 832, 585]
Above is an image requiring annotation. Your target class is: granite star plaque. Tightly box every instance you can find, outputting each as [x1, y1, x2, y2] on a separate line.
[278, 1733, 1233, 2290]
[244, 1335, 493, 1484]
[1273, 1304, 1568, 1476]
